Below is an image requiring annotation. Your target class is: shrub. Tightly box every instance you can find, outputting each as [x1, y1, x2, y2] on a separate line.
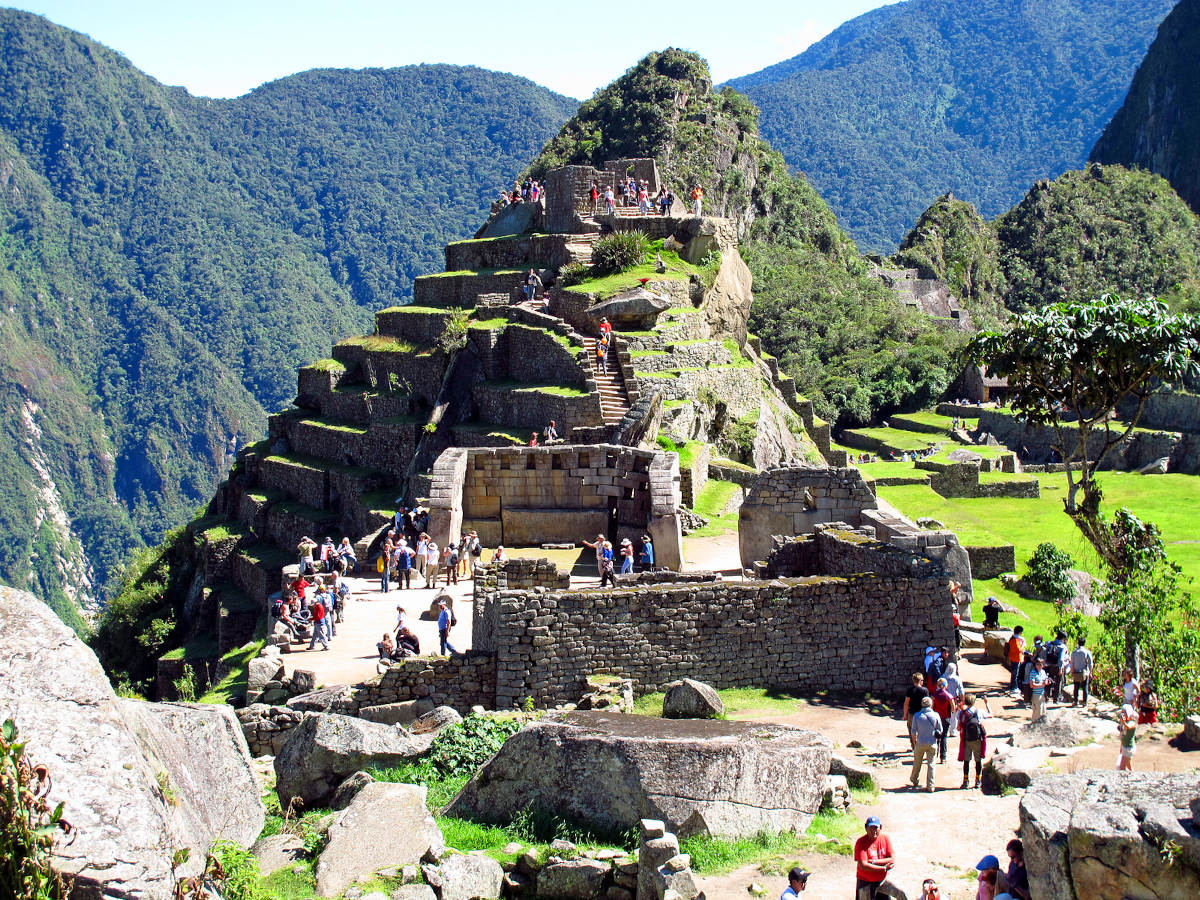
[1, 719, 72, 900]
[559, 261, 588, 287]
[591, 231, 650, 274]
[1025, 542, 1075, 605]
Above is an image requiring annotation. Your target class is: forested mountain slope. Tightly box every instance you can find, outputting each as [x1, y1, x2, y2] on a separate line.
[728, 0, 1178, 251]
[1092, 0, 1200, 212]
[0, 9, 575, 624]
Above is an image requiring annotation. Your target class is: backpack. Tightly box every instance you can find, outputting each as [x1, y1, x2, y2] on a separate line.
[963, 709, 984, 743]
[450, 609, 458, 627]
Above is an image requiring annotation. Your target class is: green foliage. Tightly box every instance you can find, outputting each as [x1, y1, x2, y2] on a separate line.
[558, 261, 588, 287]
[591, 231, 651, 274]
[421, 714, 523, 779]
[655, 435, 679, 453]
[1092, 0, 1200, 214]
[208, 841, 270, 900]
[1, 719, 71, 900]
[728, 0, 1176, 251]
[437, 308, 471, 356]
[1025, 543, 1076, 606]
[172, 667, 198, 703]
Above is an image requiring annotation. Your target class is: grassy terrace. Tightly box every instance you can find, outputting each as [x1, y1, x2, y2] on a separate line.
[843, 426, 940, 453]
[478, 378, 590, 397]
[305, 357, 345, 373]
[452, 422, 528, 444]
[565, 238, 706, 299]
[417, 267, 527, 279]
[291, 414, 369, 435]
[687, 479, 742, 538]
[378, 304, 475, 315]
[336, 334, 424, 354]
[263, 450, 381, 480]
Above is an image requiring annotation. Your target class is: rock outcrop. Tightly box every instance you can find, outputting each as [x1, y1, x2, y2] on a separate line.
[1019, 770, 1200, 900]
[0, 586, 263, 899]
[274, 712, 425, 808]
[661, 678, 724, 719]
[445, 710, 831, 838]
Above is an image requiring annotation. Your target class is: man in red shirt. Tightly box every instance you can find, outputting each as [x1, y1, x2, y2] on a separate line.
[931, 677, 955, 763]
[307, 597, 329, 651]
[853, 816, 895, 900]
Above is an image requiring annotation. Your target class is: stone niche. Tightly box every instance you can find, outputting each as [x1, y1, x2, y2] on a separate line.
[445, 710, 832, 839]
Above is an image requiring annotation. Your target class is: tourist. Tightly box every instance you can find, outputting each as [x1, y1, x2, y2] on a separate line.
[975, 855, 1001, 900]
[394, 540, 413, 589]
[544, 420, 560, 444]
[337, 537, 357, 572]
[590, 179, 600, 215]
[604, 186, 615, 215]
[638, 534, 654, 570]
[394, 604, 407, 636]
[982, 596, 1002, 629]
[458, 533, 472, 579]
[597, 332, 609, 375]
[943, 663, 964, 735]
[524, 268, 542, 303]
[931, 678, 954, 763]
[415, 533, 428, 581]
[377, 632, 396, 660]
[599, 316, 613, 338]
[297, 535, 318, 575]
[491, 544, 507, 565]
[1068, 637, 1093, 707]
[379, 546, 392, 594]
[599, 540, 615, 588]
[919, 879, 941, 900]
[582, 532, 606, 575]
[853, 816, 895, 900]
[468, 531, 483, 576]
[958, 691, 992, 789]
[442, 543, 459, 586]
[909, 696, 942, 791]
[1006, 626, 1026, 692]
[307, 593, 330, 651]
[926, 646, 950, 690]
[1005, 839, 1031, 900]
[396, 625, 420, 656]
[1118, 703, 1137, 770]
[437, 599, 459, 656]
[1121, 668, 1138, 707]
[424, 539, 440, 587]
[320, 536, 336, 572]
[902, 673, 929, 748]
[1044, 630, 1069, 704]
[779, 867, 809, 898]
[619, 538, 635, 575]
[1137, 679, 1160, 724]
[529, 432, 539, 447]
[690, 185, 703, 216]
[1028, 658, 1049, 719]
[1019, 651, 1035, 705]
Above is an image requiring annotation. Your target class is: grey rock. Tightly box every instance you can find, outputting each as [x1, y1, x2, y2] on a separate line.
[410, 705, 464, 735]
[331, 770, 376, 810]
[1010, 707, 1111, 750]
[359, 699, 437, 727]
[655, 854, 700, 900]
[0, 587, 265, 899]
[1183, 714, 1200, 747]
[286, 684, 355, 713]
[315, 782, 445, 898]
[984, 747, 1052, 792]
[437, 853, 505, 900]
[537, 858, 610, 899]
[586, 289, 671, 329]
[361, 893, 389, 900]
[504, 871, 535, 897]
[639, 831, 679, 900]
[291, 669, 317, 693]
[829, 755, 876, 790]
[661, 679, 724, 719]
[248, 657, 285, 693]
[391, 886, 437, 900]
[550, 839, 577, 855]
[251, 833, 307, 876]
[275, 713, 425, 808]
[446, 711, 831, 839]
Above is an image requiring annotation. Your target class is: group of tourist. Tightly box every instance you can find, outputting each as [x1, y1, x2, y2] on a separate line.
[884, 445, 940, 463]
[297, 534, 357, 576]
[581, 531, 655, 586]
[274, 568, 349, 652]
[782, 820, 1030, 900]
[849, 452, 879, 465]
[902, 660, 994, 791]
[495, 178, 544, 210]
[529, 419, 565, 447]
[378, 529, 488, 592]
[590, 178, 678, 217]
[377, 594, 459, 661]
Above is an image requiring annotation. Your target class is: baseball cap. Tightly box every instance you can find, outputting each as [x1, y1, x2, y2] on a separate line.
[865, 816, 881, 828]
[976, 855, 1000, 871]
[787, 867, 809, 883]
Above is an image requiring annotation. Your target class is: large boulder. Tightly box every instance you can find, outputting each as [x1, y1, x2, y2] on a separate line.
[359, 698, 436, 727]
[315, 782, 445, 897]
[410, 705, 463, 735]
[445, 711, 832, 839]
[251, 833, 307, 875]
[1019, 771, 1200, 900]
[0, 586, 264, 898]
[275, 713, 425, 808]
[1010, 706, 1112, 750]
[286, 684, 355, 713]
[586, 288, 671, 329]
[436, 853, 505, 900]
[536, 858, 610, 899]
[662, 679, 724, 719]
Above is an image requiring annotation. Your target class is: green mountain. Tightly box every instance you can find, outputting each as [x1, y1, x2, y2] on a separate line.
[0, 9, 575, 624]
[895, 164, 1200, 313]
[525, 49, 968, 427]
[1091, 0, 1200, 212]
[727, 0, 1178, 252]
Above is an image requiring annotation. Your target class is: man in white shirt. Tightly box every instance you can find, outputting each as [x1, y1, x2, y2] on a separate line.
[424, 540, 440, 587]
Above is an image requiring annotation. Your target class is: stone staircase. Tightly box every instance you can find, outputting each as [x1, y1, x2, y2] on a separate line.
[582, 337, 631, 424]
[563, 232, 600, 266]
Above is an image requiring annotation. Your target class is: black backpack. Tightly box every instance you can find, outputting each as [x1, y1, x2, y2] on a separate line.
[963, 709, 985, 743]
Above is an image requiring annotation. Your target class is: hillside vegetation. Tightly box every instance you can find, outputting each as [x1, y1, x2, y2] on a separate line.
[0, 9, 574, 619]
[1092, 0, 1200, 213]
[728, 0, 1177, 251]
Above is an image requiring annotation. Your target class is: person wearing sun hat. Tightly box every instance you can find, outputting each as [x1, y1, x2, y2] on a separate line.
[853, 816, 894, 900]
[975, 854, 1001, 900]
[619, 538, 635, 575]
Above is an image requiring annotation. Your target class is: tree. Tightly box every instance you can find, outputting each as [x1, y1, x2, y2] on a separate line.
[970, 295, 1200, 576]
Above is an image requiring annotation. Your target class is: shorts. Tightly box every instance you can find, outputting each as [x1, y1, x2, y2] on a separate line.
[1120, 744, 1136, 758]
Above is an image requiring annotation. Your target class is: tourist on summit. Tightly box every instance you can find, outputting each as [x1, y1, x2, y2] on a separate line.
[1137, 679, 1160, 724]
[1118, 703, 1138, 770]
[298, 536, 318, 575]
[853, 816, 894, 900]
[1006, 626, 1026, 692]
[974, 855, 1001, 900]
[619, 538, 635, 575]
[902, 673, 929, 748]
[779, 866, 809, 898]
[393, 540, 413, 589]
[437, 599, 459, 655]
[690, 185, 703, 216]
[958, 691, 992, 788]
[1028, 658, 1049, 719]
[910, 695, 942, 791]
[931, 678, 954, 763]
[424, 539, 440, 587]
[1067, 637, 1093, 707]
[524, 268, 542, 302]
[1005, 839, 1031, 900]
[638, 534, 654, 570]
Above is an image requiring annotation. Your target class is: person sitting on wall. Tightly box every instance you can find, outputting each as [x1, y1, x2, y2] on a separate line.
[491, 544, 507, 565]
[377, 631, 396, 660]
[529, 431, 539, 447]
[544, 420, 562, 444]
[396, 626, 420, 656]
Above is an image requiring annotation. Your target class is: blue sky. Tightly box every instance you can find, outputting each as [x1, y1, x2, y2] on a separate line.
[9, 1, 896, 100]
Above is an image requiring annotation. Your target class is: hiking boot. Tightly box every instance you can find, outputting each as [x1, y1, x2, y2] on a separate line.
[974, 778, 981, 789]
[926, 786, 935, 793]
[961, 778, 969, 789]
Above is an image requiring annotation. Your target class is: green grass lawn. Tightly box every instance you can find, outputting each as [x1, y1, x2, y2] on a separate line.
[845, 426, 940, 452]
[893, 410, 956, 429]
[632, 686, 807, 718]
[685, 479, 742, 537]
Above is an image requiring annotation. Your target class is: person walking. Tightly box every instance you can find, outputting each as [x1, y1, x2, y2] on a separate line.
[690, 185, 703, 216]
[1006, 626, 1026, 692]
[638, 534, 654, 570]
[943, 663, 964, 737]
[394, 540, 413, 589]
[523, 268, 542, 303]
[379, 545, 392, 594]
[619, 538, 634, 575]
[598, 540, 615, 588]
[307, 594, 330, 651]
[902, 673, 929, 748]
[957, 692, 992, 789]
[1118, 703, 1138, 770]
[931, 678, 954, 763]
[853, 816, 895, 900]
[910, 696, 942, 791]
[437, 598, 459, 656]
[1068, 637, 1093, 707]
[1137, 680, 1160, 725]
[1028, 658, 1049, 720]
[779, 867, 809, 899]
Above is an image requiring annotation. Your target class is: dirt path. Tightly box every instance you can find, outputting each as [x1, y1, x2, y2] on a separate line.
[695, 653, 1198, 900]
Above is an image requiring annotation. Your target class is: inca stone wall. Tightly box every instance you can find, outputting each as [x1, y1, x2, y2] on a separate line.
[471, 382, 603, 434]
[503, 324, 588, 388]
[545, 159, 663, 232]
[480, 529, 952, 708]
[965, 545, 1017, 579]
[413, 270, 527, 307]
[925, 462, 1041, 499]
